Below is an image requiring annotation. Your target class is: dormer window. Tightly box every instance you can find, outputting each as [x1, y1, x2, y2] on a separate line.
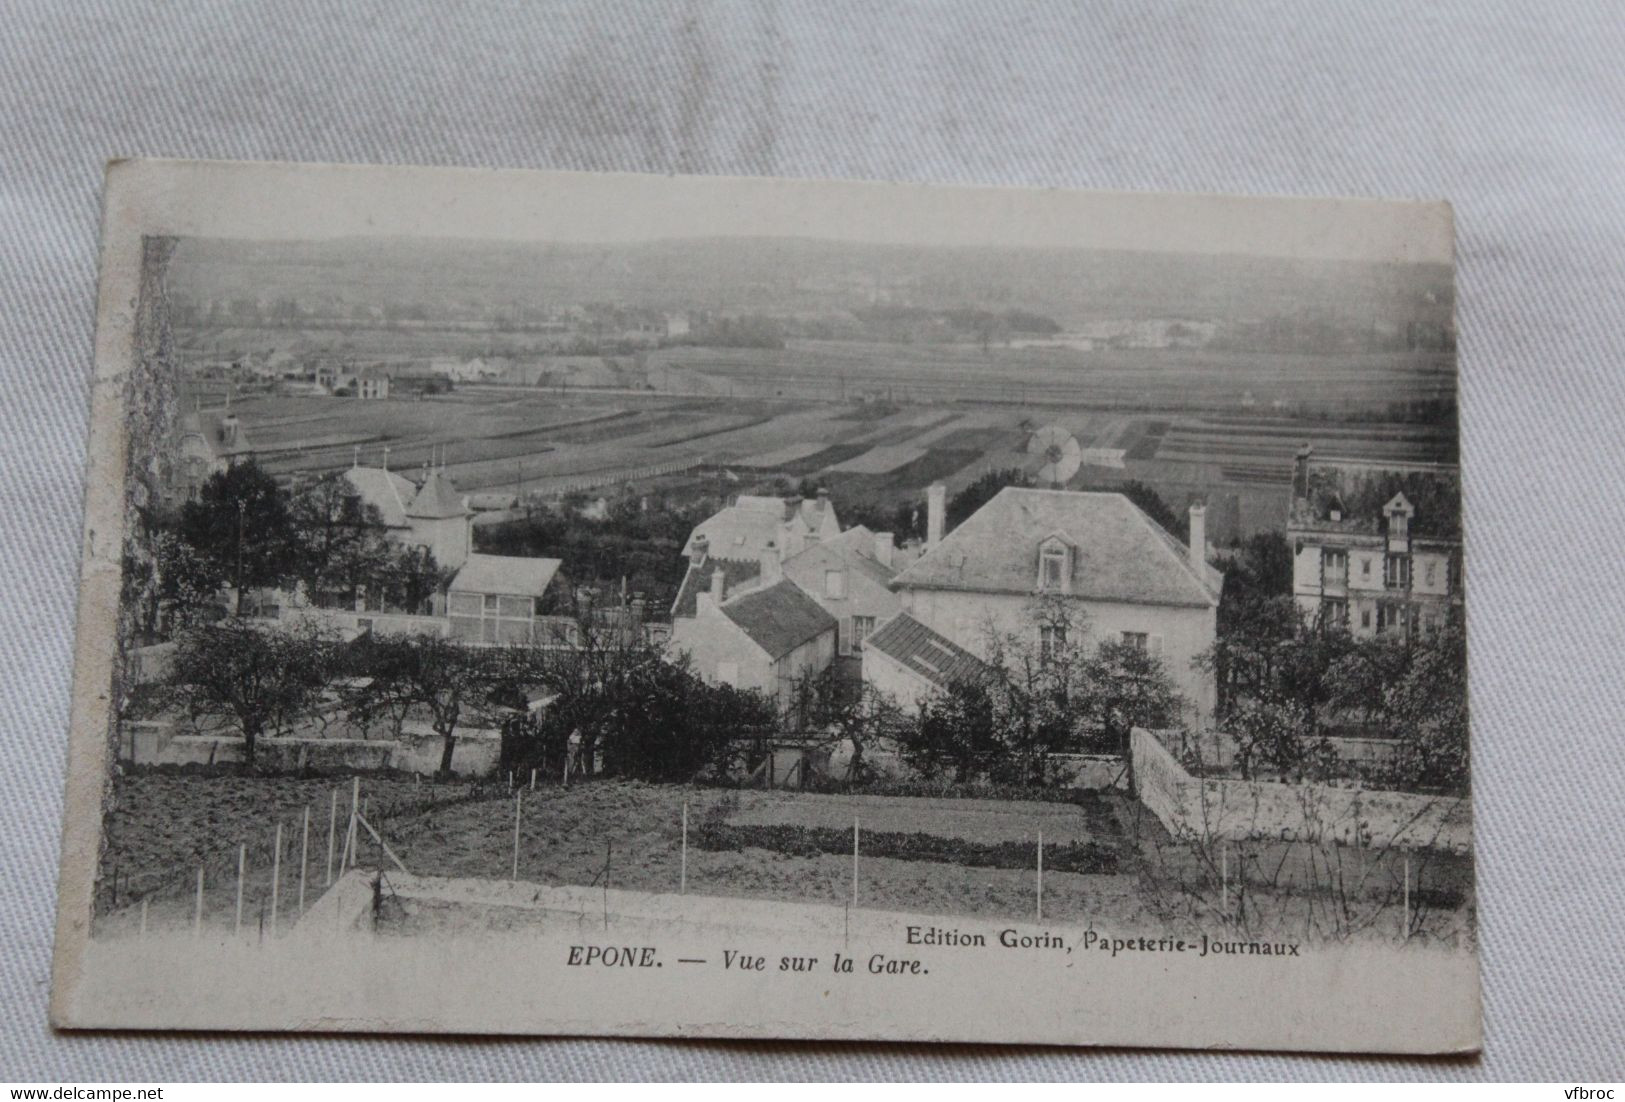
[1038, 537, 1071, 592]
[1383, 493, 1414, 548]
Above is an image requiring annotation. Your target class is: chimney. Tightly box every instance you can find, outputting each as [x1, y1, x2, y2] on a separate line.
[873, 531, 894, 569]
[1293, 444, 1313, 499]
[710, 565, 726, 604]
[816, 486, 829, 512]
[926, 482, 946, 548]
[690, 533, 710, 566]
[1188, 502, 1207, 574]
[759, 548, 782, 584]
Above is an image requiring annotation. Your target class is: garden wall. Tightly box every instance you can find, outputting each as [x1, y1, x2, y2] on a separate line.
[120, 720, 501, 777]
[1130, 727, 1471, 853]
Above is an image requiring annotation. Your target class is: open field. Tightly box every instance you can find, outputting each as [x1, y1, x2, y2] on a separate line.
[200, 333, 1456, 542]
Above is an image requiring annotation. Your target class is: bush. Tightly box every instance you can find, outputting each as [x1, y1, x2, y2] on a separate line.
[694, 822, 1120, 875]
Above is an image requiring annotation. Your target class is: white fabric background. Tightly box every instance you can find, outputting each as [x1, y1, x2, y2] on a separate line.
[4, 0, 1623, 1081]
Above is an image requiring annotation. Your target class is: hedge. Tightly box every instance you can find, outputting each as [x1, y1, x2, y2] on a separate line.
[694, 822, 1120, 875]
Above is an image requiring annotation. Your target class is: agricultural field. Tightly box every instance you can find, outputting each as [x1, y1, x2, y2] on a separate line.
[199, 332, 1457, 544]
[94, 772, 1471, 946]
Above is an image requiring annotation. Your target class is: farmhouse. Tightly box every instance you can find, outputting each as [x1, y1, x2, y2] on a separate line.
[447, 553, 567, 645]
[889, 484, 1223, 725]
[344, 460, 473, 570]
[669, 571, 837, 703]
[1287, 450, 1462, 637]
[680, 490, 841, 564]
[779, 524, 902, 660]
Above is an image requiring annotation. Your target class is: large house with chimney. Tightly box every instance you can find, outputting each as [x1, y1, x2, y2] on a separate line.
[669, 570, 837, 703]
[343, 458, 474, 571]
[1287, 450, 1463, 638]
[679, 491, 841, 564]
[170, 408, 253, 505]
[882, 483, 1223, 726]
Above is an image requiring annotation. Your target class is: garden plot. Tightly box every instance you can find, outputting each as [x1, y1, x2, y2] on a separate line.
[724, 789, 1126, 847]
[737, 440, 834, 469]
[822, 443, 930, 475]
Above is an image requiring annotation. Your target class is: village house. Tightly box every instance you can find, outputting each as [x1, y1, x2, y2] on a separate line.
[679, 490, 841, 564]
[343, 457, 474, 571]
[669, 568, 837, 704]
[887, 483, 1223, 725]
[1287, 450, 1463, 637]
[170, 408, 252, 503]
[778, 524, 902, 660]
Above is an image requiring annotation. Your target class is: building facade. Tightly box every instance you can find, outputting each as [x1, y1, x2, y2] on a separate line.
[1287, 452, 1463, 637]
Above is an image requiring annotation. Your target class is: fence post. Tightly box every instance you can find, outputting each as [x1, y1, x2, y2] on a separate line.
[1220, 840, 1229, 916]
[194, 866, 203, 939]
[140, 897, 149, 940]
[234, 844, 246, 936]
[299, 806, 310, 916]
[1401, 852, 1411, 941]
[512, 790, 522, 881]
[852, 816, 860, 907]
[347, 777, 361, 869]
[1036, 831, 1044, 922]
[681, 801, 688, 895]
[270, 823, 283, 937]
[326, 788, 337, 886]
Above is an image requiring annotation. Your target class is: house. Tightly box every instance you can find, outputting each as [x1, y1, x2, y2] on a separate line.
[343, 459, 473, 570]
[354, 367, 390, 400]
[889, 483, 1223, 725]
[1287, 450, 1462, 637]
[669, 571, 837, 703]
[171, 408, 252, 502]
[679, 490, 841, 564]
[863, 612, 991, 713]
[447, 553, 566, 645]
[779, 524, 902, 659]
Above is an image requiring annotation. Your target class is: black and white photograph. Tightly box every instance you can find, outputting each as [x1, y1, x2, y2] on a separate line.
[51, 160, 1477, 1051]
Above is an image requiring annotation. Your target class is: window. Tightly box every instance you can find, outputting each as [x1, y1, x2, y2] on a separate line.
[1121, 631, 1149, 652]
[852, 615, 876, 652]
[483, 593, 499, 612]
[1039, 623, 1068, 663]
[1321, 599, 1347, 628]
[1322, 548, 1347, 585]
[1039, 546, 1068, 590]
[1360, 607, 1372, 629]
[824, 569, 846, 600]
[1385, 554, 1411, 590]
[1390, 513, 1409, 541]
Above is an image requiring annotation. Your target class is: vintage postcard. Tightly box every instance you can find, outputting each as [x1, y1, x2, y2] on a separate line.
[52, 159, 1478, 1052]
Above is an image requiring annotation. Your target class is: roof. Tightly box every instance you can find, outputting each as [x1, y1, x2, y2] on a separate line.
[718, 579, 837, 660]
[1289, 459, 1461, 542]
[408, 469, 470, 519]
[890, 487, 1222, 608]
[670, 557, 762, 618]
[183, 410, 254, 459]
[343, 465, 417, 528]
[866, 613, 991, 690]
[449, 553, 562, 597]
[680, 494, 838, 560]
[782, 524, 896, 588]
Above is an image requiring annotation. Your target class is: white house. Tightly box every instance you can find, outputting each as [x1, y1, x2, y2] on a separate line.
[779, 524, 901, 659]
[447, 553, 565, 645]
[669, 571, 837, 703]
[1287, 450, 1462, 637]
[888, 484, 1223, 726]
[680, 490, 841, 564]
[343, 461, 473, 570]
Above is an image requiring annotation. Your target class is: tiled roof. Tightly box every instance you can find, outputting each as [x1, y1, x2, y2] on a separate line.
[1289, 459, 1461, 542]
[343, 466, 417, 528]
[891, 488, 1221, 608]
[680, 495, 838, 561]
[449, 553, 562, 598]
[782, 524, 895, 587]
[670, 557, 762, 618]
[866, 613, 991, 690]
[719, 579, 836, 660]
[408, 469, 470, 519]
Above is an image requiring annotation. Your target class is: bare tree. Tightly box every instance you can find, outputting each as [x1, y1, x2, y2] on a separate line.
[166, 620, 333, 764]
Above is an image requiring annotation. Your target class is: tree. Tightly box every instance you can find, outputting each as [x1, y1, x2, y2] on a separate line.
[782, 668, 910, 783]
[352, 633, 504, 778]
[287, 473, 393, 607]
[900, 678, 998, 783]
[178, 460, 298, 611]
[166, 620, 333, 764]
[1377, 619, 1469, 794]
[1078, 639, 1185, 752]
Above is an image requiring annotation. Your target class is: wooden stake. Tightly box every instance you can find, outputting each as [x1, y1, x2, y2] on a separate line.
[347, 777, 360, 869]
[193, 867, 203, 939]
[1221, 841, 1229, 914]
[140, 897, 149, 940]
[1402, 853, 1411, 940]
[512, 791, 523, 880]
[234, 844, 246, 935]
[1036, 831, 1044, 922]
[270, 822, 283, 936]
[852, 816, 860, 907]
[681, 801, 688, 895]
[298, 806, 310, 915]
[326, 789, 337, 886]
[530, 768, 536, 791]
